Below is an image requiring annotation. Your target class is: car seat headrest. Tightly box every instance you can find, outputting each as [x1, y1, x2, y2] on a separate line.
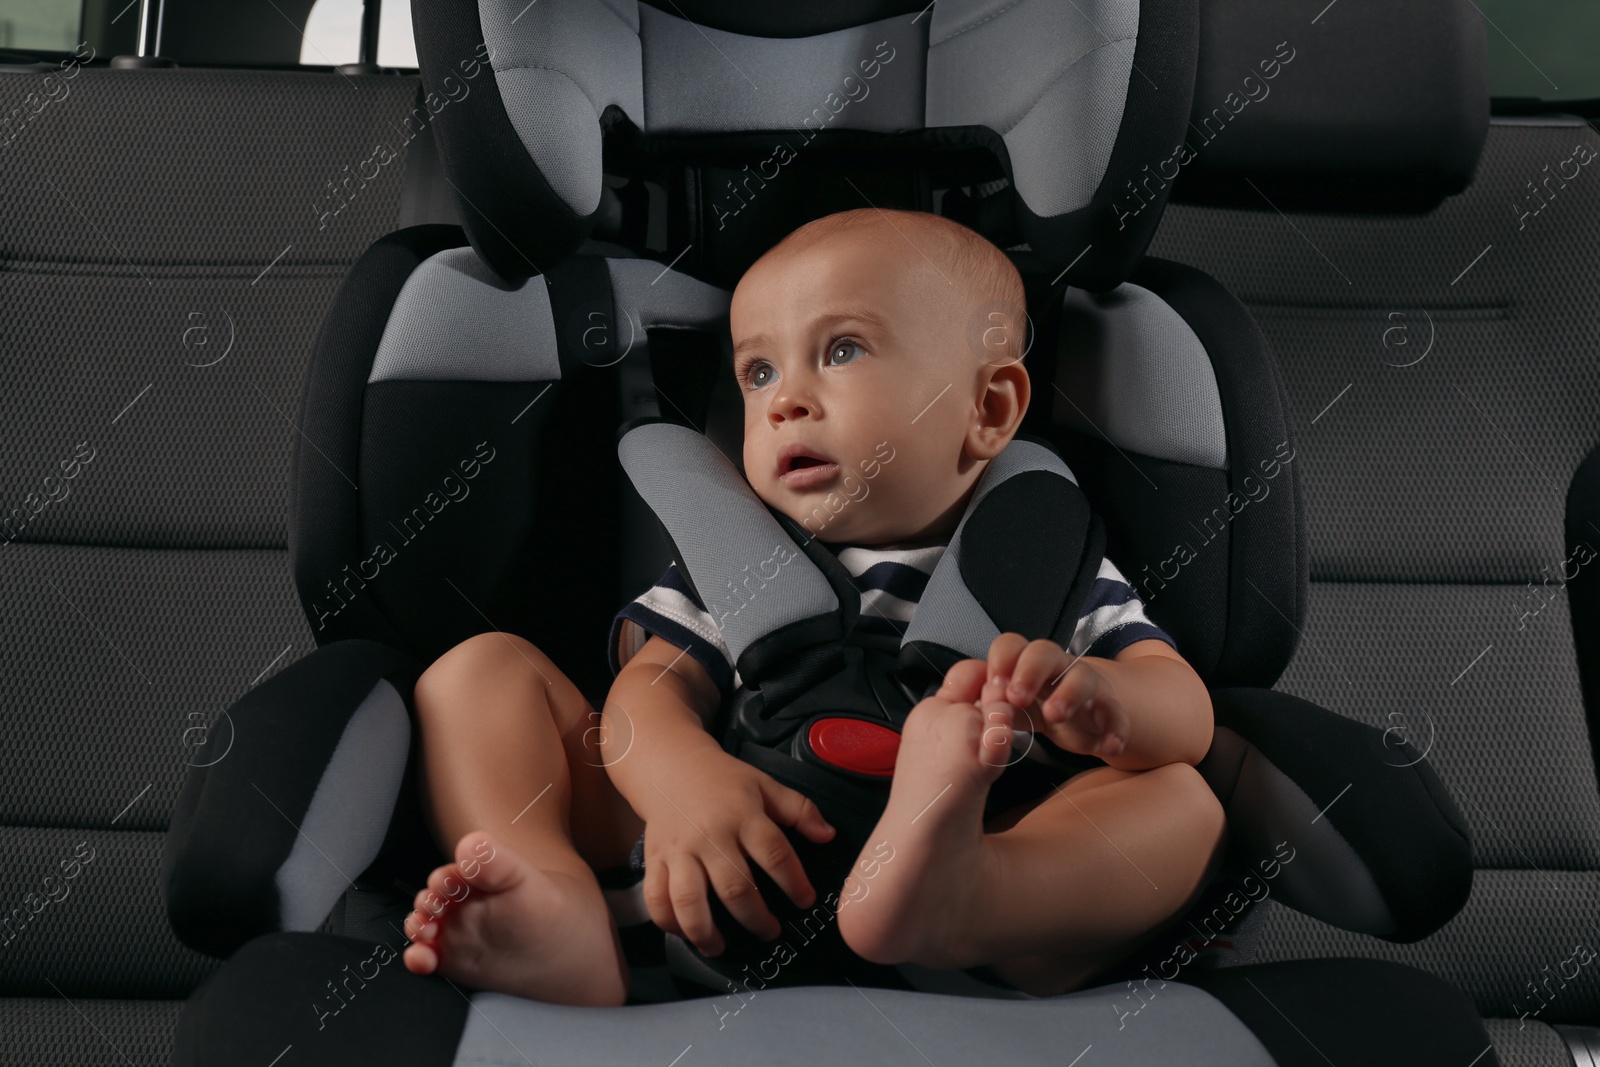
[1167, 0, 1489, 213]
[413, 0, 1198, 291]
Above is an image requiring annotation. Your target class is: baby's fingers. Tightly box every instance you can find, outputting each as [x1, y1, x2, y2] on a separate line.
[759, 776, 836, 845]
[642, 855, 684, 942]
[741, 817, 818, 913]
[1005, 639, 1073, 711]
[668, 857, 724, 957]
[704, 844, 781, 945]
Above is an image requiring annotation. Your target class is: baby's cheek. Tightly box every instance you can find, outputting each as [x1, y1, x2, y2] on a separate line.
[840, 468, 872, 503]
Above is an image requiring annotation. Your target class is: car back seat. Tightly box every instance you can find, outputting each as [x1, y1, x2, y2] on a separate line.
[1147, 30, 1600, 1067]
[0, 60, 457, 1066]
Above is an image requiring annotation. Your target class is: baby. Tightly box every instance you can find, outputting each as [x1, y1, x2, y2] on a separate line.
[399, 208, 1226, 1006]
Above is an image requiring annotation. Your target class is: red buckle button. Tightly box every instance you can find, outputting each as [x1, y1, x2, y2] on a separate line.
[807, 717, 900, 777]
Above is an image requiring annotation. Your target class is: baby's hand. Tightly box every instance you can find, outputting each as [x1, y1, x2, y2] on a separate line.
[636, 746, 835, 957]
[982, 633, 1130, 758]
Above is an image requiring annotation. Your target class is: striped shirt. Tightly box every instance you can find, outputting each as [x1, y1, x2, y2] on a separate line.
[608, 540, 1177, 703]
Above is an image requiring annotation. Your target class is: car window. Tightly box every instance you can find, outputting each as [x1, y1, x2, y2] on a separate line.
[302, 0, 417, 69]
[0, 0, 79, 51]
[1478, 0, 1600, 101]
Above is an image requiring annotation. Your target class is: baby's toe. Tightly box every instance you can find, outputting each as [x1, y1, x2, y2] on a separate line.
[402, 940, 438, 975]
[452, 830, 521, 893]
[426, 862, 472, 905]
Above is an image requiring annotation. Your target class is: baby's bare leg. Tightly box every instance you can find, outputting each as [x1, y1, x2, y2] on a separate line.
[401, 631, 646, 1006]
[975, 763, 1226, 996]
[412, 631, 643, 875]
[837, 676, 1225, 998]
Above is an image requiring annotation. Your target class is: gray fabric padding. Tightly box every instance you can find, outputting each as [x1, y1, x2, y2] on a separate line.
[902, 438, 1079, 659]
[368, 247, 562, 383]
[1204, 724, 1397, 937]
[0, 997, 186, 1067]
[604, 256, 732, 333]
[1148, 121, 1600, 583]
[928, 0, 1136, 216]
[482, 0, 645, 217]
[0, 64, 421, 1024]
[0, 70, 417, 263]
[1150, 120, 1600, 1019]
[1482, 1018, 1583, 1067]
[0, 827, 219, 996]
[1055, 282, 1229, 469]
[1277, 581, 1600, 870]
[453, 981, 1276, 1067]
[0, 543, 311, 828]
[275, 680, 411, 933]
[480, 0, 1134, 221]
[0, 69, 418, 547]
[617, 422, 840, 661]
[638, 6, 924, 134]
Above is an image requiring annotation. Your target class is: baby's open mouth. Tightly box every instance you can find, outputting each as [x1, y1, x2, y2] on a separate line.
[777, 445, 841, 488]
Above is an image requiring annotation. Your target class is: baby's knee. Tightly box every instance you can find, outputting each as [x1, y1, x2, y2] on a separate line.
[1152, 762, 1225, 831]
[414, 631, 549, 707]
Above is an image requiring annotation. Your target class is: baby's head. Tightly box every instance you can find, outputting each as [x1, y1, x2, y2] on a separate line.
[730, 208, 1031, 550]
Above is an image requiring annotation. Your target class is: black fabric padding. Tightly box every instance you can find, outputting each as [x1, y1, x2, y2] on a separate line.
[637, 0, 931, 37]
[0, 545, 309, 833]
[350, 374, 624, 698]
[291, 223, 470, 652]
[1206, 688, 1473, 943]
[1187, 958, 1499, 1067]
[1127, 256, 1307, 689]
[1150, 124, 1600, 585]
[960, 469, 1098, 645]
[544, 254, 617, 371]
[2, 998, 187, 1066]
[0, 68, 423, 548]
[412, 0, 579, 280]
[1568, 441, 1600, 792]
[163, 640, 422, 960]
[663, 129, 998, 291]
[1149, 122, 1600, 1018]
[1012, 0, 1199, 292]
[171, 933, 467, 1067]
[1017, 269, 1067, 444]
[647, 327, 727, 434]
[1, 828, 220, 998]
[1170, 0, 1488, 212]
[1049, 438, 1235, 684]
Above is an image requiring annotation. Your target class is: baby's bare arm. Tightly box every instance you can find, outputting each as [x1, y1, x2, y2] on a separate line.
[599, 635, 727, 817]
[600, 636, 835, 954]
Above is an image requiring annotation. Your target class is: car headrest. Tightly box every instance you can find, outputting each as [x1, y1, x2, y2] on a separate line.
[412, 0, 1198, 291]
[1167, 0, 1489, 213]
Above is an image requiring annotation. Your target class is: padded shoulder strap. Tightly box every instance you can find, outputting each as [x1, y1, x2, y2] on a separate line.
[617, 422, 1098, 681]
[903, 434, 1103, 667]
[616, 420, 842, 668]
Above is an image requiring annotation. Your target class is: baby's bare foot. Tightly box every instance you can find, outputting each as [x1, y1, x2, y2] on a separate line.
[400, 830, 628, 1007]
[836, 676, 1015, 970]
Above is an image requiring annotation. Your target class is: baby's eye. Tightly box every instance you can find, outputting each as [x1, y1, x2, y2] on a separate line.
[743, 360, 773, 389]
[828, 339, 865, 366]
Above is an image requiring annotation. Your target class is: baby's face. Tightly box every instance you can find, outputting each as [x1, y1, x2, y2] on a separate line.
[729, 226, 991, 548]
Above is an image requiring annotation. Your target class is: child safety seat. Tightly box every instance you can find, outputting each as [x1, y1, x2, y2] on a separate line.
[615, 419, 1117, 987]
[163, 0, 1497, 1063]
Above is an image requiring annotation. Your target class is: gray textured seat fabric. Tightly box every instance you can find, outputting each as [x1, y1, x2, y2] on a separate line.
[453, 981, 1275, 1067]
[1147, 115, 1600, 1064]
[0, 65, 455, 1065]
